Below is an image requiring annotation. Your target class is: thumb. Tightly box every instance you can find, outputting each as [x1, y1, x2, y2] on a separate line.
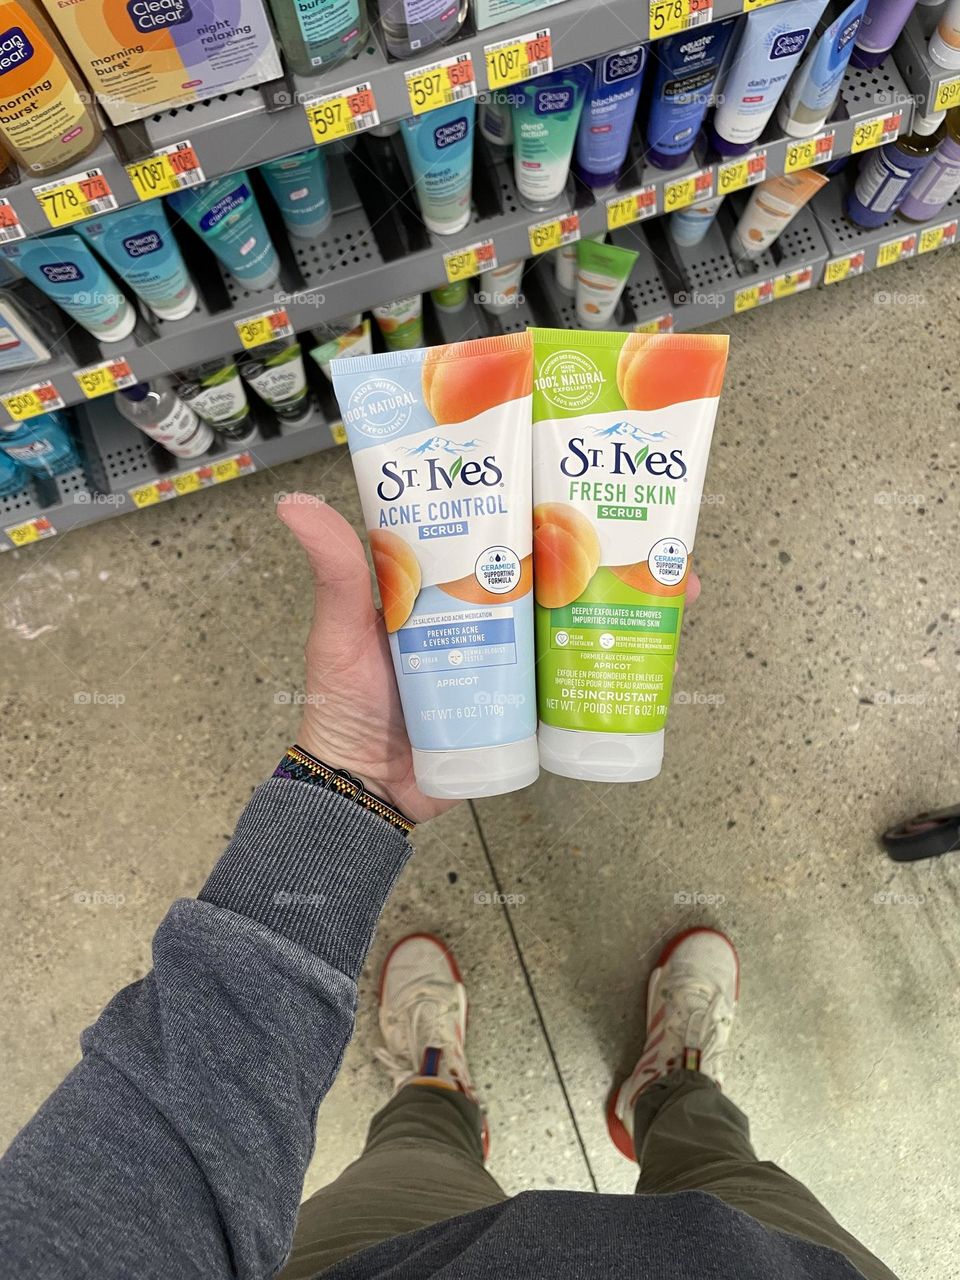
[277, 494, 379, 636]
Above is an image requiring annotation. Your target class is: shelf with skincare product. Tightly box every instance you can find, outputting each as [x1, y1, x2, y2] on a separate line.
[896, 5, 960, 115]
[812, 175, 960, 277]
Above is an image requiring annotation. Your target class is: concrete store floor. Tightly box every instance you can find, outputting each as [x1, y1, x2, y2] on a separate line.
[2, 252, 959, 1280]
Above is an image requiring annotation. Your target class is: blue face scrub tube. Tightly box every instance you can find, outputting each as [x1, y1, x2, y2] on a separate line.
[168, 173, 281, 292]
[645, 18, 738, 170]
[78, 201, 198, 322]
[401, 99, 476, 236]
[1, 233, 136, 343]
[331, 332, 538, 800]
[512, 63, 592, 211]
[260, 148, 333, 240]
[710, 0, 830, 157]
[777, 0, 869, 138]
[574, 47, 646, 189]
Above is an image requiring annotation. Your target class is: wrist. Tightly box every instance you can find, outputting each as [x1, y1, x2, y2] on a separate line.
[275, 745, 416, 837]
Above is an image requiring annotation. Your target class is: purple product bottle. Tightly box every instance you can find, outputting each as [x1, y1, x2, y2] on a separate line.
[850, 0, 919, 69]
[900, 115, 960, 219]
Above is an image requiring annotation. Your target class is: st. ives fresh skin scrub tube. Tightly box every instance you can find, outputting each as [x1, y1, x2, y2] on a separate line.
[332, 333, 538, 800]
[530, 329, 729, 782]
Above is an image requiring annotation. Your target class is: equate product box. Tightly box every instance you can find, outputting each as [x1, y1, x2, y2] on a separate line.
[39, 0, 282, 125]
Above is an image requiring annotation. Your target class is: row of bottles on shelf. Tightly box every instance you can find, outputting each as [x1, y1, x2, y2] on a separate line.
[845, 104, 960, 223]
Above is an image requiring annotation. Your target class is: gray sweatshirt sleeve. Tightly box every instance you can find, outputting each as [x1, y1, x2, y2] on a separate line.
[0, 777, 413, 1280]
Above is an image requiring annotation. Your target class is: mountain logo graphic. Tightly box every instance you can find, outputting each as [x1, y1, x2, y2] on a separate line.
[406, 435, 484, 457]
[593, 420, 668, 444]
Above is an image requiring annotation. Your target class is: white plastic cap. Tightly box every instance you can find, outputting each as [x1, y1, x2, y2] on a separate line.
[913, 110, 946, 136]
[537, 723, 664, 783]
[147, 282, 198, 322]
[233, 261, 281, 292]
[421, 208, 471, 238]
[93, 300, 137, 343]
[412, 736, 539, 799]
[287, 210, 333, 239]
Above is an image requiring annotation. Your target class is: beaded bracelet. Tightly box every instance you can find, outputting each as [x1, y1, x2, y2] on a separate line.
[274, 745, 415, 837]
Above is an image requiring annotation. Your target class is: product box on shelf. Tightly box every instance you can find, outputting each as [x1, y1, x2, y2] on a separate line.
[39, 0, 283, 125]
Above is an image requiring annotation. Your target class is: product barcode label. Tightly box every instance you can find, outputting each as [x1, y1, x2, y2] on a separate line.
[607, 185, 657, 230]
[126, 141, 205, 199]
[303, 83, 380, 143]
[851, 112, 902, 154]
[34, 169, 118, 227]
[528, 211, 579, 255]
[634, 312, 674, 334]
[0, 198, 24, 242]
[234, 308, 293, 350]
[773, 264, 814, 298]
[74, 357, 137, 399]
[717, 149, 767, 194]
[405, 53, 477, 115]
[129, 453, 256, 509]
[1, 381, 65, 422]
[649, 0, 712, 41]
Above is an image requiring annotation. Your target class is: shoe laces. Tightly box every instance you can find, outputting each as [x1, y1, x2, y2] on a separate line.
[375, 977, 466, 1088]
[659, 969, 734, 1079]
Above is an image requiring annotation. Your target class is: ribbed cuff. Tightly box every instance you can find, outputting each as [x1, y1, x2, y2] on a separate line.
[199, 777, 412, 980]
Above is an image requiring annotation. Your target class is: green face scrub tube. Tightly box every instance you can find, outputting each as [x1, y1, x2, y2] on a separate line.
[530, 328, 729, 782]
[574, 238, 639, 328]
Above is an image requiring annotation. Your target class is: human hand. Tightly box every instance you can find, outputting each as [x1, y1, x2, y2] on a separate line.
[277, 494, 456, 824]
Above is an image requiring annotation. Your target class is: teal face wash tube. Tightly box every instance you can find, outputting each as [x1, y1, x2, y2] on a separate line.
[78, 200, 197, 321]
[530, 329, 729, 782]
[331, 333, 537, 800]
[168, 172, 281, 292]
[260, 148, 333, 240]
[1, 233, 136, 342]
[401, 99, 476, 236]
[512, 63, 592, 211]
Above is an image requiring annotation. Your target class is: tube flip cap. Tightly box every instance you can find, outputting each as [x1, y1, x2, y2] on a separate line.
[411, 737, 539, 799]
[537, 724, 664, 783]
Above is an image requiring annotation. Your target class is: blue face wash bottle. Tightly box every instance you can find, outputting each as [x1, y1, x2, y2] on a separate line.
[1, 234, 137, 343]
[78, 201, 198, 322]
[645, 18, 739, 170]
[574, 47, 647, 189]
[168, 173, 281, 293]
[260, 148, 333, 240]
[0, 410, 80, 476]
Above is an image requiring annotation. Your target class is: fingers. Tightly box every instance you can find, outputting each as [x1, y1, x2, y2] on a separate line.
[686, 571, 701, 607]
[277, 495, 379, 634]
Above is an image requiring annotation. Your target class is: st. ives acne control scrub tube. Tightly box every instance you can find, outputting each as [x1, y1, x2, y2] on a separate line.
[332, 333, 538, 800]
[530, 328, 729, 782]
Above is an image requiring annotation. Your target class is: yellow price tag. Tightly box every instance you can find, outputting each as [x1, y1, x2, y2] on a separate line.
[650, 0, 712, 39]
[484, 29, 553, 90]
[0, 198, 24, 243]
[173, 471, 202, 495]
[784, 129, 835, 174]
[734, 285, 762, 312]
[5, 515, 55, 546]
[234, 308, 294, 350]
[823, 251, 864, 285]
[877, 235, 915, 268]
[329, 421, 347, 446]
[717, 149, 766, 194]
[34, 168, 117, 227]
[528, 211, 579, 255]
[75, 358, 136, 399]
[918, 220, 958, 254]
[212, 458, 241, 483]
[130, 482, 163, 508]
[405, 53, 476, 115]
[934, 76, 960, 113]
[126, 142, 203, 200]
[634, 312, 674, 334]
[773, 266, 812, 298]
[443, 238, 496, 283]
[606, 185, 657, 230]
[2, 381, 64, 422]
[743, 0, 780, 8]
[663, 168, 713, 212]
[304, 83, 379, 143]
[851, 112, 901, 154]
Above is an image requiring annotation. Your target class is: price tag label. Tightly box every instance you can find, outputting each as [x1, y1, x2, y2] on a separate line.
[34, 168, 117, 227]
[2, 381, 65, 422]
[5, 515, 55, 547]
[329, 421, 347, 446]
[743, 0, 780, 8]
[126, 141, 204, 200]
[0, 198, 24, 243]
[918, 219, 958, 254]
[933, 75, 960, 113]
[405, 52, 476, 115]
[528, 211, 580, 255]
[484, 29, 552, 90]
[717, 149, 767, 194]
[773, 264, 813, 299]
[130, 477, 177, 509]
[607, 184, 657, 230]
[851, 111, 902, 154]
[823, 250, 865, 285]
[876, 233, 916, 268]
[783, 129, 836, 174]
[212, 453, 256, 484]
[173, 470, 202, 495]
[663, 167, 714, 212]
[234, 307, 294, 350]
[303, 82, 379, 143]
[443, 238, 496, 283]
[74, 357, 137, 399]
[634, 312, 674, 334]
[649, 0, 712, 41]
[734, 280, 774, 312]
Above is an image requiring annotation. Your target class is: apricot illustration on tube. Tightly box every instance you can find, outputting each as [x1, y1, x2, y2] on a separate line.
[441, 555, 533, 604]
[423, 341, 533, 425]
[533, 503, 600, 609]
[369, 528, 421, 632]
[610, 560, 688, 597]
[616, 333, 728, 411]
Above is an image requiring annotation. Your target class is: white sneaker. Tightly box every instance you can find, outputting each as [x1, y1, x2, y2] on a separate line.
[375, 933, 489, 1156]
[607, 927, 740, 1161]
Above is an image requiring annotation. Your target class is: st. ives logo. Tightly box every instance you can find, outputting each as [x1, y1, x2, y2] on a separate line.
[41, 261, 83, 284]
[535, 87, 574, 114]
[122, 231, 162, 257]
[377, 436, 502, 500]
[345, 377, 416, 440]
[770, 27, 810, 58]
[127, 0, 193, 34]
[602, 49, 643, 83]
[0, 27, 33, 73]
[434, 117, 468, 148]
[559, 422, 686, 480]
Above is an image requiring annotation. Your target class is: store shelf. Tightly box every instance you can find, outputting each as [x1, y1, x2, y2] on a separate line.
[0, 0, 792, 240]
[895, 7, 960, 116]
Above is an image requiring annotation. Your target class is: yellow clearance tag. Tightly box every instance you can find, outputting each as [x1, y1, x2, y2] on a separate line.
[606, 185, 657, 230]
[5, 515, 55, 546]
[918, 219, 958, 254]
[234, 308, 294, 350]
[304, 83, 380, 144]
[876, 234, 916, 268]
[773, 265, 813, 298]
[528, 211, 579, 255]
[484, 29, 552, 90]
[649, 0, 712, 40]
[852, 111, 902, 153]
[634, 312, 674, 334]
[2, 381, 65, 422]
[130, 478, 177, 509]
[126, 142, 204, 200]
[823, 251, 865, 285]
[75, 358, 137, 399]
[329, 421, 347, 446]
[443, 238, 496, 283]
[783, 129, 836, 174]
[934, 76, 960, 113]
[663, 167, 713, 212]
[34, 168, 117, 228]
[717, 149, 767, 195]
[405, 53, 476, 115]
